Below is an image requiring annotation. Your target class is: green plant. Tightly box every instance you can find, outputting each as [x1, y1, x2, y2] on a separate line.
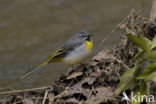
[116, 34, 156, 104]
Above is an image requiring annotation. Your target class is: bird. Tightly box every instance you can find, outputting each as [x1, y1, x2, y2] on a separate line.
[20, 30, 93, 79]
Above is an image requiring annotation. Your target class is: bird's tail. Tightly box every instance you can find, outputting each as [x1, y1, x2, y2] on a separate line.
[20, 51, 60, 79]
[20, 62, 47, 79]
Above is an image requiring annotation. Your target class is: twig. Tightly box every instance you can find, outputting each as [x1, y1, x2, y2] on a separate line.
[50, 89, 67, 102]
[98, 38, 106, 49]
[88, 86, 94, 99]
[35, 97, 39, 104]
[0, 86, 51, 95]
[111, 16, 128, 34]
[42, 90, 49, 104]
[113, 56, 130, 69]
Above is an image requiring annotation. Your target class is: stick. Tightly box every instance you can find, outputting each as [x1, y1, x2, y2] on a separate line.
[42, 90, 49, 104]
[0, 86, 51, 95]
[113, 56, 130, 69]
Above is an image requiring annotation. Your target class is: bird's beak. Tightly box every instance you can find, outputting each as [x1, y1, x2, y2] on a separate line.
[86, 35, 92, 41]
[88, 35, 92, 37]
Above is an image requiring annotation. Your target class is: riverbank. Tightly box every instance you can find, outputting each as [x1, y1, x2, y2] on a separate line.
[0, 10, 156, 104]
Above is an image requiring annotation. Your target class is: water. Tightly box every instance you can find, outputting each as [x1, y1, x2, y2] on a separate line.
[0, 0, 151, 89]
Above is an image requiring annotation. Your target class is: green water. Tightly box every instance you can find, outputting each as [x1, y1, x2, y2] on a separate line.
[0, 0, 151, 89]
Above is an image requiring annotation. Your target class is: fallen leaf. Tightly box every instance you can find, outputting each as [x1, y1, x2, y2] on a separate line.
[66, 72, 83, 80]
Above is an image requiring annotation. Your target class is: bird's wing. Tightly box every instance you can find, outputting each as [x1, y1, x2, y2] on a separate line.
[47, 39, 83, 63]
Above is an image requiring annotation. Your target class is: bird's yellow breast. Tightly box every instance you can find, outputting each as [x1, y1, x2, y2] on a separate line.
[86, 40, 93, 51]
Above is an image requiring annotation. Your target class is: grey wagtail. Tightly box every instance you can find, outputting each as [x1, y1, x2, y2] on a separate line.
[20, 30, 93, 79]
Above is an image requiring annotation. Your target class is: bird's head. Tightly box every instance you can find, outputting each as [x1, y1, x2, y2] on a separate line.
[75, 30, 92, 42]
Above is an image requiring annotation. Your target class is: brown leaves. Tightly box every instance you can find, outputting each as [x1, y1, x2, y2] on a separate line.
[86, 87, 114, 104]
[93, 50, 114, 62]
